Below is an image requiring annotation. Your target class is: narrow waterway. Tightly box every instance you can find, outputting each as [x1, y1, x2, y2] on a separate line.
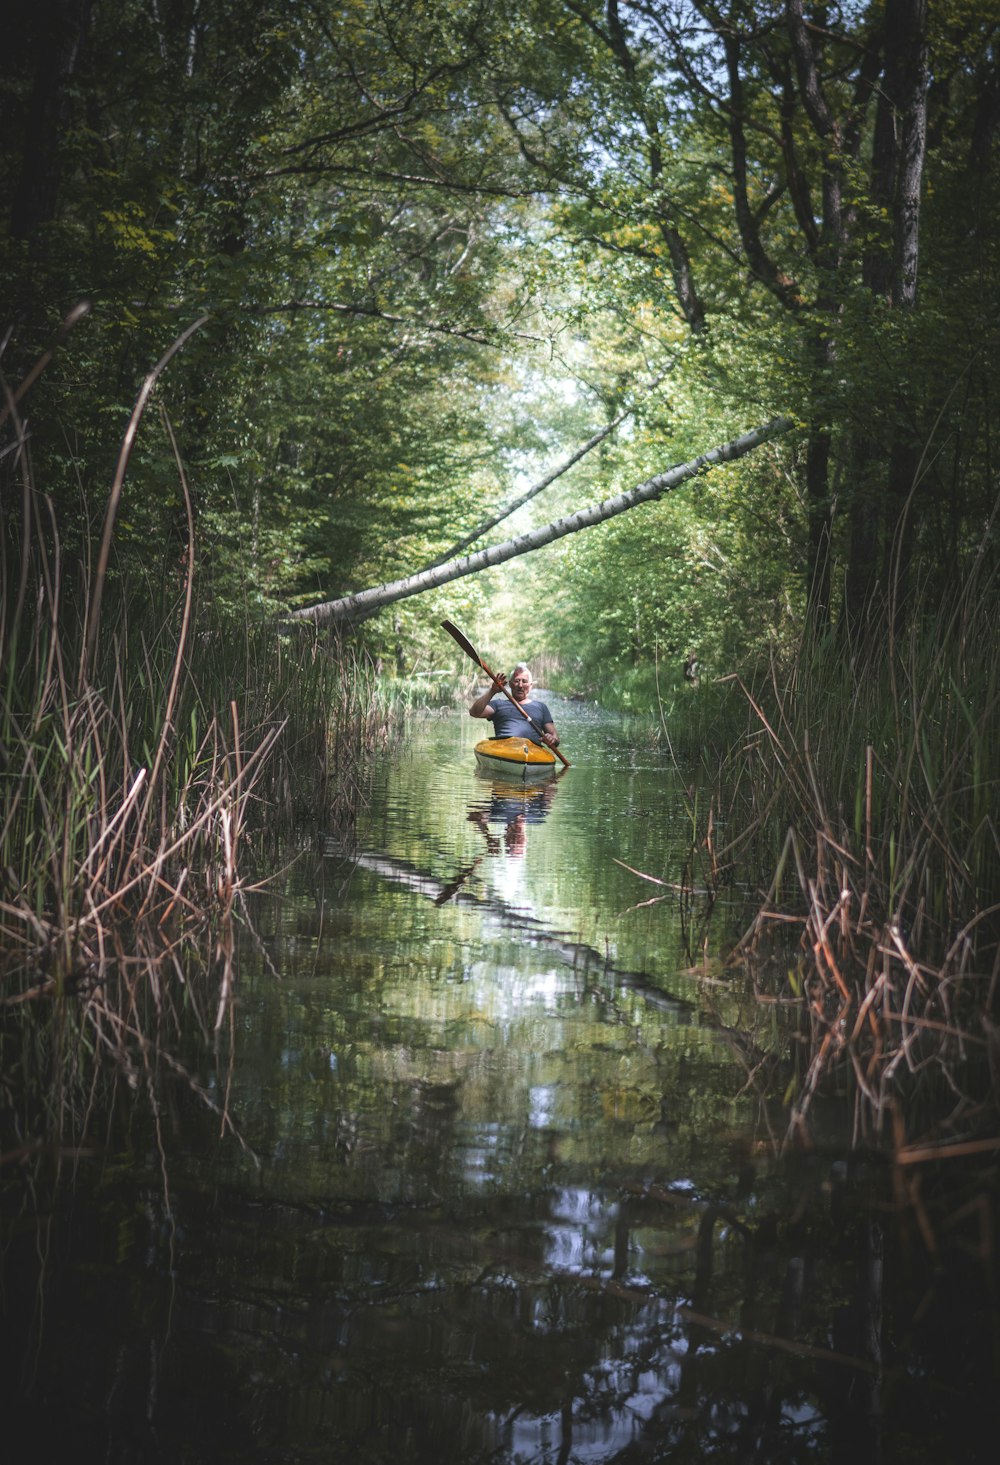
[4, 699, 997, 1463]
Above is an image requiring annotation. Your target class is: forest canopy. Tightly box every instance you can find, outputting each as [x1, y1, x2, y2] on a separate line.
[3, 0, 998, 687]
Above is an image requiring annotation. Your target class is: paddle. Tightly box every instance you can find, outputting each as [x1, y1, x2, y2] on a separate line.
[441, 619, 571, 768]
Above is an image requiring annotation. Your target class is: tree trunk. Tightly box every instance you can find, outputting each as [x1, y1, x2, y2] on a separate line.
[8, 0, 93, 246]
[290, 417, 794, 627]
[785, 3, 846, 633]
[804, 422, 833, 629]
[845, 0, 928, 634]
[883, 0, 929, 628]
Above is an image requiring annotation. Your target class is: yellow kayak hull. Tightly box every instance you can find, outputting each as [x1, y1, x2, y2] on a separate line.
[474, 736, 557, 779]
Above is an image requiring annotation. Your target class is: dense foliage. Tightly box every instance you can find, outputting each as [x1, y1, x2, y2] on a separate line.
[3, 1, 999, 685]
[4, 20, 1000, 1409]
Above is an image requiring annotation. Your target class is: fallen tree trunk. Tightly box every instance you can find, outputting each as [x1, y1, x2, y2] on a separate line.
[425, 369, 669, 571]
[290, 415, 795, 627]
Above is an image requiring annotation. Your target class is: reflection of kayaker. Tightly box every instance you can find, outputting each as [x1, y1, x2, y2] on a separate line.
[466, 810, 527, 858]
[467, 778, 558, 859]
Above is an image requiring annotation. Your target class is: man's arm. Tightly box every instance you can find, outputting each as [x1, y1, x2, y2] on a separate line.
[542, 720, 560, 749]
[469, 673, 506, 719]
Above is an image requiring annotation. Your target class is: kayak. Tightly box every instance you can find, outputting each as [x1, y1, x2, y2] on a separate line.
[474, 737, 557, 778]
[474, 736, 557, 779]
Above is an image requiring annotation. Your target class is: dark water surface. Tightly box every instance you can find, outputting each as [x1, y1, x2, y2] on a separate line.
[4, 701, 998, 1462]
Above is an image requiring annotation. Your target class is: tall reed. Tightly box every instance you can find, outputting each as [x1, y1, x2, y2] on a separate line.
[0, 319, 393, 1171]
[714, 566, 1000, 1147]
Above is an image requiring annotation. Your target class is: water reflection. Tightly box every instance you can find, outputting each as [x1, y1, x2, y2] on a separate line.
[430, 773, 562, 907]
[4, 703, 999, 1464]
[467, 770, 561, 861]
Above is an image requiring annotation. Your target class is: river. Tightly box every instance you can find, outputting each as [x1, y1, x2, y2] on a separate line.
[3, 697, 996, 1462]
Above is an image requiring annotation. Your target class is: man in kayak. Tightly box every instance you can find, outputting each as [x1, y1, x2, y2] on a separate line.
[468, 663, 561, 749]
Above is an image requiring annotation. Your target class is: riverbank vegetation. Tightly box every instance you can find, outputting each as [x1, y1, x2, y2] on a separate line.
[0, 335, 399, 1162]
[3, 0, 999, 1150]
[719, 568, 1000, 1148]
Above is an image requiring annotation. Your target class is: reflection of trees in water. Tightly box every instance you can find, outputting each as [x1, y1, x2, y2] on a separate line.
[460, 1165, 889, 1465]
[112, 1146, 979, 1465]
[242, 830, 997, 1461]
[72, 1101, 964, 1465]
[6, 1029, 994, 1463]
[465, 1160, 992, 1464]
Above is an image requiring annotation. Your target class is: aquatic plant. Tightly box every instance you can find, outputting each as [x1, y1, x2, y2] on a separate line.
[717, 567, 1000, 1149]
[0, 317, 393, 1170]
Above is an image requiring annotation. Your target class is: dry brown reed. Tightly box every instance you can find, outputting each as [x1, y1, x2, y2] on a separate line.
[0, 312, 390, 1176]
[715, 576, 1000, 1152]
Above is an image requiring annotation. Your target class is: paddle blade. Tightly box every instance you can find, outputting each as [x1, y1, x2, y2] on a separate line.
[441, 618, 482, 666]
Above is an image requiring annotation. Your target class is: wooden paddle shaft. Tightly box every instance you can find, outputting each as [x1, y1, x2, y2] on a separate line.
[441, 619, 571, 768]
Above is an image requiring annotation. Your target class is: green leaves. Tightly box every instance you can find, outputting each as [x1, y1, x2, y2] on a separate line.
[4, 0, 998, 680]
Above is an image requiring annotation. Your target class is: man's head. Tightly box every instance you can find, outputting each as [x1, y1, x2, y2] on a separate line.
[509, 663, 532, 701]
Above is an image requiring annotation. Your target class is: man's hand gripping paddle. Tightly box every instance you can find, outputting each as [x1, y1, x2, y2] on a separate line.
[441, 619, 571, 768]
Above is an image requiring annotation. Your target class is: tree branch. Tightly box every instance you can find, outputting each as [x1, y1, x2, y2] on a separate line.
[425, 372, 668, 568]
[289, 416, 795, 627]
[252, 299, 548, 347]
[722, 29, 805, 309]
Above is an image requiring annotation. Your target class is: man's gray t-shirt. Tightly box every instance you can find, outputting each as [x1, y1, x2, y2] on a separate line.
[485, 697, 553, 742]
